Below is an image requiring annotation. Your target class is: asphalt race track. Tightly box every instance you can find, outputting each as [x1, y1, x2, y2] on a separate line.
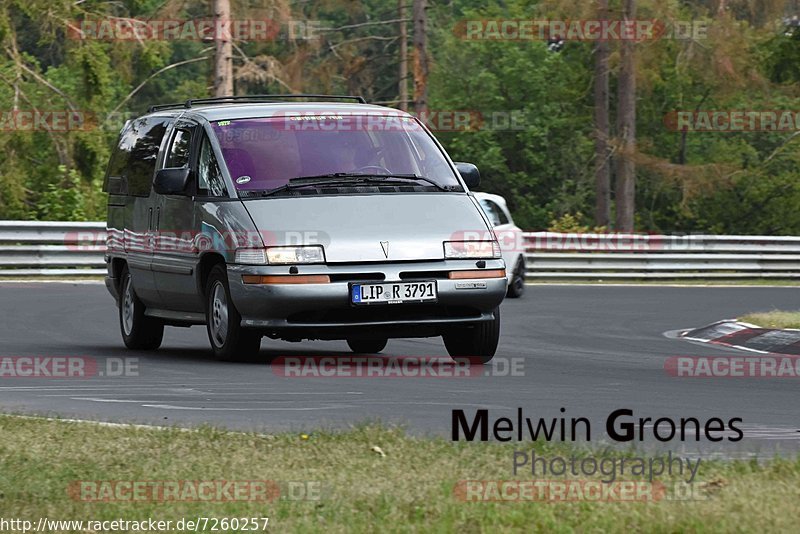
[1, 282, 799, 457]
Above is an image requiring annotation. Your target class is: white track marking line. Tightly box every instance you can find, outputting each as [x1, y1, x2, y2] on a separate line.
[141, 403, 358, 411]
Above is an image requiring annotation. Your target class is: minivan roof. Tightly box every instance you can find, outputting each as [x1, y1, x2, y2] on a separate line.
[146, 102, 410, 122]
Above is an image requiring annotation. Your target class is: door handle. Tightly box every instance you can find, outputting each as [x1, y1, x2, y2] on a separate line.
[155, 207, 161, 231]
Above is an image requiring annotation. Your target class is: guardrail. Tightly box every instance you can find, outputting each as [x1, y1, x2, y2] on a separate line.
[522, 232, 800, 279]
[0, 221, 106, 276]
[2, 221, 800, 279]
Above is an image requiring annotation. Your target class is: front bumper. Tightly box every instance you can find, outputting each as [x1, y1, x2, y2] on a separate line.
[227, 259, 506, 338]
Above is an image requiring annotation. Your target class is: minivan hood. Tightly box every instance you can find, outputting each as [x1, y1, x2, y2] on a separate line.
[242, 193, 491, 262]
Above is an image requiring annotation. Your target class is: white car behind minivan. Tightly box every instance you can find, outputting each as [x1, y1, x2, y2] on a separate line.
[474, 192, 526, 298]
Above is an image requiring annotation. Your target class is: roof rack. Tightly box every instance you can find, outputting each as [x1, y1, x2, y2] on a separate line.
[148, 94, 367, 113]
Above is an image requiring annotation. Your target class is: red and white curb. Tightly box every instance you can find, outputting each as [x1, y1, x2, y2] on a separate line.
[679, 320, 800, 355]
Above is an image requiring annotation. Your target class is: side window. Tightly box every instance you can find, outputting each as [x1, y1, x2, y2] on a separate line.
[103, 116, 168, 196]
[494, 202, 510, 225]
[103, 128, 131, 194]
[165, 128, 192, 168]
[479, 199, 502, 227]
[198, 134, 229, 197]
[127, 117, 169, 196]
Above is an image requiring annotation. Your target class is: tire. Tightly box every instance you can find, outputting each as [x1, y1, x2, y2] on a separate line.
[347, 338, 388, 354]
[118, 265, 164, 350]
[206, 264, 262, 362]
[443, 307, 500, 364]
[506, 256, 526, 298]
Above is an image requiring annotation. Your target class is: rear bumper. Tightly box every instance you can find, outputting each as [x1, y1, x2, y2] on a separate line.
[227, 259, 506, 338]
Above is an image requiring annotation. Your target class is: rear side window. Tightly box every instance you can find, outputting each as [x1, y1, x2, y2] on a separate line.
[493, 201, 510, 225]
[103, 116, 169, 197]
[479, 199, 503, 227]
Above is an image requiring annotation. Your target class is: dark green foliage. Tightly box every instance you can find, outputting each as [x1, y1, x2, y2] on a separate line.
[0, 0, 799, 233]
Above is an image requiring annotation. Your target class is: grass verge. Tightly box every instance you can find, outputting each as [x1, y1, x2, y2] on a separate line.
[1, 415, 800, 532]
[739, 310, 800, 329]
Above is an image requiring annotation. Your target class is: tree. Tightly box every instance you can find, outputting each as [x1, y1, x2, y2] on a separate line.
[213, 0, 233, 96]
[593, 0, 611, 228]
[615, 0, 637, 231]
[412, 0, 428, 115]
[399, 0, 409, 111]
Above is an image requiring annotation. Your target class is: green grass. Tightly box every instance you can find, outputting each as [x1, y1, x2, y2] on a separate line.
[739, 310, 800, 329]
[2, 415, 800, 532]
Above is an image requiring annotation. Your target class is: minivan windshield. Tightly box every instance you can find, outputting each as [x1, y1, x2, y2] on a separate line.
[209, 114, 463, 194]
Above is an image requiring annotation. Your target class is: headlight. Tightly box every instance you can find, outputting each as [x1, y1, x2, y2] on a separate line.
[443, 240, 501, 259]
[267, 245, 325, 264]
[234, 245, 325, 265]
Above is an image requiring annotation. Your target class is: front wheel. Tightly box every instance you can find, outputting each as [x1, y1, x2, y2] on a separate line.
[206, 265, 262, 362]
[442, 308, 500, 364]
[347, 338, 388, 354]
[119, 266, 164, 350]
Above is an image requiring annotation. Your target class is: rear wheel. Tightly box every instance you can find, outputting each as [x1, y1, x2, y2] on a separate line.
[119, 266, 163, 350]
[206, 265, 262, 362]
[506, 256, 525, 298]
[443, 307, 500, 364]
[347, 338, 388, 354]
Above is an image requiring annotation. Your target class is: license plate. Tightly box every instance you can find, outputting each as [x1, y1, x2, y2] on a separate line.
[351, 281, 437, 305]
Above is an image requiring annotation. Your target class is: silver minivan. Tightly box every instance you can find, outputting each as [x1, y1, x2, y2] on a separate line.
[103, 95, 506, 363]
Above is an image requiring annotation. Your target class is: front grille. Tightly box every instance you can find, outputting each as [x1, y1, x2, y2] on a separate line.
[399, 270, 450, 280]
[328, 272, 385, 282]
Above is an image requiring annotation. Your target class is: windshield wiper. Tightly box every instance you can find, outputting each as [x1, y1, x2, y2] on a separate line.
[241, 179, 347, 198]
[241, 173, 456, 198]
[288, 173, 457, 191]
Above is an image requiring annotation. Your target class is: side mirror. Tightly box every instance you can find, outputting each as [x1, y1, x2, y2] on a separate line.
[154, 167, 191, 195]
[455, 162, 480, 189]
